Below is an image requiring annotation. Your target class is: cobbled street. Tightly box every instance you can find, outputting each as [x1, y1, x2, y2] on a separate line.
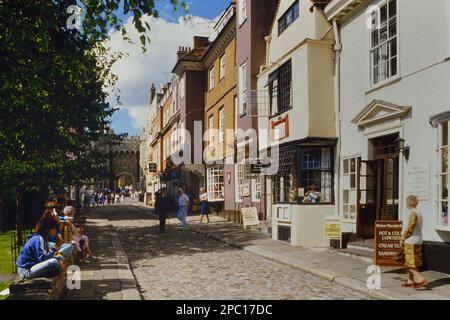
[93, 205, 369, 300]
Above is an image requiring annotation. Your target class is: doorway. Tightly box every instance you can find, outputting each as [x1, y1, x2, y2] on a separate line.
[357, 133, 400, 239]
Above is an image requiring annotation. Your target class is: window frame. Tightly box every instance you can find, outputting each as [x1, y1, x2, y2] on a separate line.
[438, 121, 449, 228]
[369, 0, 398, 87]
[218, 107, 224, 144]
[252, 177, 262, 203]
[235, 163, 245, 203]
[207, 166, 225, 202]
[208, 115, 214, 144]
[238, 0, 247, 26]
[269, 59, 293, 118]
[239, 62, 248, 116]
[278, 0, 300, 36]
[342, 157, 359, 221]
[219, 54, 226, 80]
[209, 66, 215, 91]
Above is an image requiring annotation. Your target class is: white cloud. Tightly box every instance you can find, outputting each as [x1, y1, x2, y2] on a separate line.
[105, 14, 217, 134]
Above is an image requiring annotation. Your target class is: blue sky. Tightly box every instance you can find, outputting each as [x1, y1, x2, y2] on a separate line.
[108, 0, 229, 136]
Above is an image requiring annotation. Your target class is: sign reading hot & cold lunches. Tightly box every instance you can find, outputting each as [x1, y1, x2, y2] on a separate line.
[375, 220, 403, 266]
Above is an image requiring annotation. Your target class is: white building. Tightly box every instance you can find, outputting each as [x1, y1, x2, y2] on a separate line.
[257, 0, 336, 247]
[325, 0, 450, 273]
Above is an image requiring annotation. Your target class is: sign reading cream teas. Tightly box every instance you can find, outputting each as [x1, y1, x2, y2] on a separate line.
[375, 221, 403, 266]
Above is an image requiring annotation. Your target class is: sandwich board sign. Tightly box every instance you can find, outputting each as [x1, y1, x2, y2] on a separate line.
[242, 207, 260, 229]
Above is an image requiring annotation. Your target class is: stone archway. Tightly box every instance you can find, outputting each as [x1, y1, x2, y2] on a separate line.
[115, 172, 136, 190]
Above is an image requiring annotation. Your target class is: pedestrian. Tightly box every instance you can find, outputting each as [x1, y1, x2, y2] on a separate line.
[400, 195, 428, 288]
[197, 187, 210, 224]
[115, 193, 120, 204]
[155, 189, 171, 234]
[63, 206, 96, 262]
[176, 187, 190, 230]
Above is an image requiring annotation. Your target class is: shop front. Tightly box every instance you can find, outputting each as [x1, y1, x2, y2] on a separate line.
[268, 138, 337, 247]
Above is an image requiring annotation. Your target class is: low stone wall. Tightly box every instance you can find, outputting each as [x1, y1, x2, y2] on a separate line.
[8, 250, 75, 300]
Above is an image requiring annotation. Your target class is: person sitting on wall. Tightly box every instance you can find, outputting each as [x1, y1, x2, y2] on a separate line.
[63, 206, 96, 262]
[302, 184, 323, 204]
[16, 215, 74, 279]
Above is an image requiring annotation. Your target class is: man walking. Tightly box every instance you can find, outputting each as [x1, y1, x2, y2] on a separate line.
[176, 187, 190, 230]
[155, 189, 171, 234]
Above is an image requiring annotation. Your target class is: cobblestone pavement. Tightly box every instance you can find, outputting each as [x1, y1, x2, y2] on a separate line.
[94, 205, 370, 300]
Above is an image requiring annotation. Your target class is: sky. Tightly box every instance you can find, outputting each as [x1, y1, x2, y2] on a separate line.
[106, 0, 229, 136]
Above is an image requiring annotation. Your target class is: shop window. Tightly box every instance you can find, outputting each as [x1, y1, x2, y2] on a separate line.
[439, 121, 449, 227]
[207, 166, 224, 202]
[342, 157, 358, 220]
[300, 147, 334, 204]
[273, 150, 297, 204]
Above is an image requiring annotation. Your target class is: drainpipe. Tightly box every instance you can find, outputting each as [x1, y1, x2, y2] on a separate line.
[332, 19, 342, 219]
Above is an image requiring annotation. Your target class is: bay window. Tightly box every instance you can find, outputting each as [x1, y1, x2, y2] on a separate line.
[269, 60, 292, 116]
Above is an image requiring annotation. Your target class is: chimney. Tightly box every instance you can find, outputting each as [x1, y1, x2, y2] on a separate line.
[149, 83, 156, 103]
[176, 46, 189, 60]
[193, 36, 209, 49]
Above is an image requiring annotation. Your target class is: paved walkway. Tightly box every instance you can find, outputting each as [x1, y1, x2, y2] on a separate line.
[64, 212, 141, 300]
[132, 204, 450, 300]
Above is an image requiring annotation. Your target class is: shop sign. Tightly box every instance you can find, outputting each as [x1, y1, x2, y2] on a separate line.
[242, 207, 260, 229]
[375, 220, 403, 266]
[324, 217, 341, 239]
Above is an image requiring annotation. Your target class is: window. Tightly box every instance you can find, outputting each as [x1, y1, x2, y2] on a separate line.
[278, 1, 299, 35]
[209, 67, 215, 91]
[300, 147, 334, 204]
[273, 149, 298, 204]
[219, 54, 226, 80]
[269, 60, 292, 116]
[252, 177, 261, 202]
[209, 115, 214, 143]
[370, 0, 397, 85]
[238, 0, 247, 25]
[207, 166, 224, 201]
[219, 107, 224, 143]
[342, 157, 358, 220]
[239, 62, 247, 115]
[439, 121, 449, 227]
[235, 164, 245, 202]
[180, 75, 185, 99]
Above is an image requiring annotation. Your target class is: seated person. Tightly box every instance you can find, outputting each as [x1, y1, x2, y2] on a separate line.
[16, 215, 74, 279]
[63, 206, 96, 262]
[302, 184, 323, 204]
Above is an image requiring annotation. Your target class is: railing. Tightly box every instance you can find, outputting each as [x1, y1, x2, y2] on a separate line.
[10, 229, 34, 274]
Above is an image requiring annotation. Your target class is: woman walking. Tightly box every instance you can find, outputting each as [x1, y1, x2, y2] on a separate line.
[197, 188, 210, 224]
[155, 189, 171, 234]
[401, 195, 428, 288]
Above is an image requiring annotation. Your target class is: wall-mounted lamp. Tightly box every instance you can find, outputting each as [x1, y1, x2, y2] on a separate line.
[394, 137, 410, 161]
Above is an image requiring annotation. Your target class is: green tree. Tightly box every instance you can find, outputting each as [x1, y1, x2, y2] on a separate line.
[0, 0, 186, 242]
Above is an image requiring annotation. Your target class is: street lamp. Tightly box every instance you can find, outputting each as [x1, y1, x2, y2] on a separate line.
[394, 137, 410, 160]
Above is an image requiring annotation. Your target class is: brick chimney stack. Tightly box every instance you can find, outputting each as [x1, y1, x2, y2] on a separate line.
[176, 46, 190, 60]
[193, 36, 209, 49]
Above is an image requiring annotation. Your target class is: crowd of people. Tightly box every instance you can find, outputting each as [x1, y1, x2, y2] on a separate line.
[85, 185, 141, 207]
[16, 202, 96, 279]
